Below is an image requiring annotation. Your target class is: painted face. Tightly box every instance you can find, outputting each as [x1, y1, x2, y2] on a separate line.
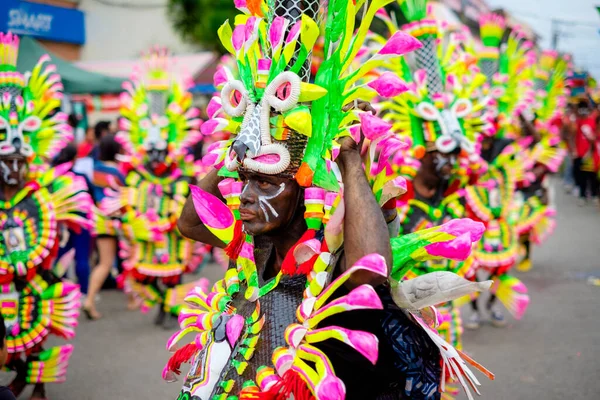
[424, 150, 457, 181]
[238, 171, 301, 236]
[0, 156, 27, 187]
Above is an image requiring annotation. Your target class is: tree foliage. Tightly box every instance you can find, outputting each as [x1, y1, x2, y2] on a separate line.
[167, 0, 238, 54]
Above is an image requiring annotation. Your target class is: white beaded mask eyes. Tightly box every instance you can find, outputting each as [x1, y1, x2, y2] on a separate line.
[224, 71, 302, 175]
[221, 80, 248, 117]
[263, 71, 301, 113]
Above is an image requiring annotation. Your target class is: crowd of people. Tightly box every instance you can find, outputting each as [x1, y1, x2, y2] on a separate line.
[561, 99, 600, 206]
[0, 0, 593, 399]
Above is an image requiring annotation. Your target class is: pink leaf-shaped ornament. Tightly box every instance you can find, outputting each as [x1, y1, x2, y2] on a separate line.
[200, 118, 228, 135]
[233, 0, 248, 12]
[359, 113, 392, 140]
[206, 97, 223, 119]
[286, 20, 301, 43]
[232, 25, 246, 52]
[424, 233, 472, 260]
[378, 31, 422, 56]
[213, 66, 230, 88]
[269, 16, 288, 49]
[367, 72, 409, 98]
[438, 218, 485, 242]
[189, 185, 235, 237]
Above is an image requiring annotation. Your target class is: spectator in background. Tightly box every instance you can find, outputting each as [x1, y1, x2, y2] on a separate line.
[83, 134, 126, 320]
[52, 144, 94, 297]
[572, 100, 599, 205]
[77, 120, 111, 159]
[561, 104, 576, 193]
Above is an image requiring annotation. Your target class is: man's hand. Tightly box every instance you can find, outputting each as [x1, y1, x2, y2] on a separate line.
[338, 100, 377, 160]
[342, 100, 377, 115]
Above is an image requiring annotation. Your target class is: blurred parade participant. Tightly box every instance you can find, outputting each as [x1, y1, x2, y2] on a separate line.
[97, 47, 206, 329]
[162, 1, 493, 399]
[572, 100, 599, 204]
[83, 134, 126, 320]
[52, 144, 95, 296]
[0, 32, 92, 399]
[513, 50, 568, 271]
[459, 13, 537, 329]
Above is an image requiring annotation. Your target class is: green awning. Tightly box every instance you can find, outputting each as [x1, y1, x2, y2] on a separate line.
[16, 36, 126, 95]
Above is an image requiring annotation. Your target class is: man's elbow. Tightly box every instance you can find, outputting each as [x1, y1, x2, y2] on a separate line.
[177, 218, 193, 240]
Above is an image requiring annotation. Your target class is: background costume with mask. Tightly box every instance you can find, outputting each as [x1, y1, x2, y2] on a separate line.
[0, 33, 92, 392]
[371, 0, 493, 358]
[96, 48, 207, 326]
[459, 14, 539, 324]
[161, 0, 494, 399]
[512, 49, 568, 271]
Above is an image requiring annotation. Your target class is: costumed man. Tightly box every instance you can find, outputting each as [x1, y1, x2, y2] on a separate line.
[0, 33, 92, 399]
[373, 0, 493, 353]
[513, 50, 568, 271]
[97, 48, 207, 329]
[462, 14, 535, 329]
[162, 1, 494, 399]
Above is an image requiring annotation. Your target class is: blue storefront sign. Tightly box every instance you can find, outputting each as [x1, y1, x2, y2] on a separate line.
[0, 0, 85, 45]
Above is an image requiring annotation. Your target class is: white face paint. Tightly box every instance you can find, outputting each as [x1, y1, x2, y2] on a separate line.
[0, 159, 24, 186]
[433, 153, 456, 179]
[257, 182, 285, 222]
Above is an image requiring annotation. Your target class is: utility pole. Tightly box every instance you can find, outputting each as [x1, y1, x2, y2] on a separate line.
[551, 19, 559, 50]
[550, 18, 576, 50]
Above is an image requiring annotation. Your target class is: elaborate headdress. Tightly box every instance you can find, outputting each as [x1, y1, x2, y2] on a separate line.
[117, 47, 203, 173]
[375, 0, 492, 166]
[201, 0, 421, 191]
[525, 50, 569, 173]
[0, 33, 71, 170]
[533, 50, 568, 123]
[478, 13, 536, 139]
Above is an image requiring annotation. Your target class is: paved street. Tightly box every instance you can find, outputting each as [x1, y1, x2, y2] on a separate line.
[2, 181, 599, 399]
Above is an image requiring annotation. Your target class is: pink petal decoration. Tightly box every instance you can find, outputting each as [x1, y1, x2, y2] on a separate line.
[244, 16, 258, 41]
[226, 314, 245, 345]
[213, 66, 230, 87]
[414, 69, 427, 88]
[189, 185, 234, 231]
[200, 118, 228, 135]
[294, 238, 322, 264]
[318, 285, 383, 313]
[367, 72, 409, 98]
[233, 0, 248, 11]
[232, 25, 246, 52]
[359, 113, 392, 140]
[315, 374, 346, 400]
[438, 218, 485, 242]
[351, 253, 388, 277]
[393, 176, 407, 193]
[424, 232, 473, 260]
[348, 125, 361, 144]
[378, 31, 422, 56]
[269, 16, 287, 49]
[206, 97, 223, 119]
[286, 20, 301, 43]
[218, 178, 234, 197]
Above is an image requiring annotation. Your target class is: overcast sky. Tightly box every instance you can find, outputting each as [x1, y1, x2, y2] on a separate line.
[487, 0, 600, 78]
